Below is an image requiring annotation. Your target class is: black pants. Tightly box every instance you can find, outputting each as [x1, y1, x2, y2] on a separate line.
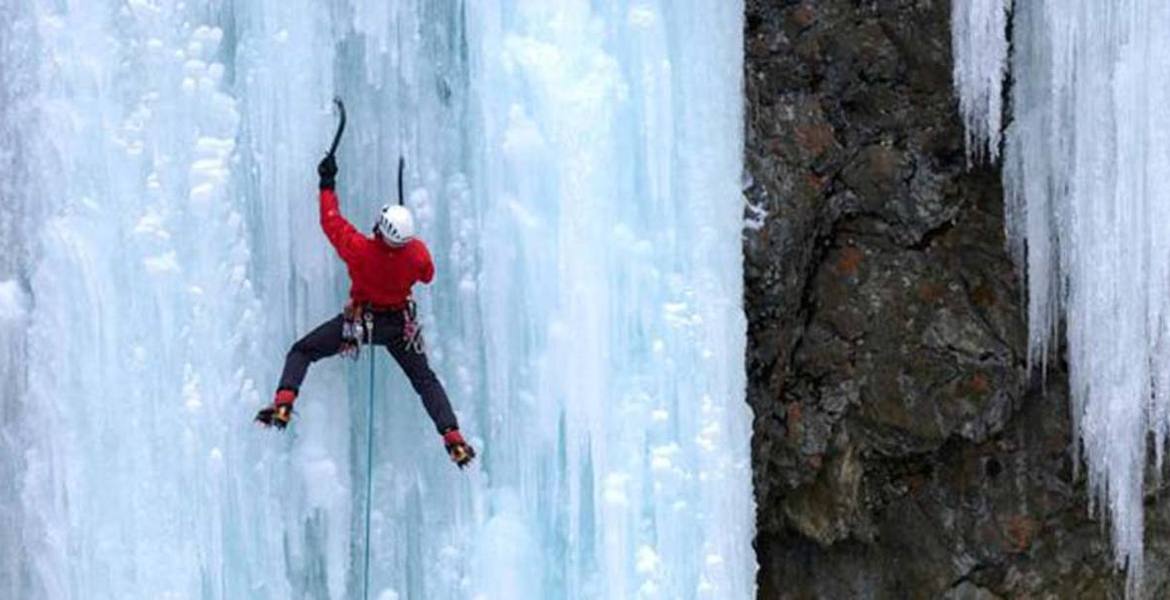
[277, 310, 457, 433]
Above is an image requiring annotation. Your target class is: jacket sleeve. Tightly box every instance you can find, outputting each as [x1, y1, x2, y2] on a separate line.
[319, 189, 364, 264]
[416, 240, 435, 284]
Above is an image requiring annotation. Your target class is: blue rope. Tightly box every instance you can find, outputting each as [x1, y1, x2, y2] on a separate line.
[362, 328, 375, 600]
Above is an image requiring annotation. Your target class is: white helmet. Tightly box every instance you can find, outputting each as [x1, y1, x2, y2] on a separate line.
[376, 204, 414, 245]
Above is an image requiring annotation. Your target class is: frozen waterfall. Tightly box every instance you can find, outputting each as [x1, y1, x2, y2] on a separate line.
[0, 1, 753, 598]
[953, 0, 1170, 593]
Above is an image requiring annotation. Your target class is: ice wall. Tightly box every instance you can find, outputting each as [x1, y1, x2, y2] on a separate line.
[0, 1, 752, 598]
[953, 0, 1170, 593]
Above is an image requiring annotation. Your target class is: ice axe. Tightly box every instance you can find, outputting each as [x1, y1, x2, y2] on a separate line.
[397, 156, 405, 206]
[328, 97, 346, 158]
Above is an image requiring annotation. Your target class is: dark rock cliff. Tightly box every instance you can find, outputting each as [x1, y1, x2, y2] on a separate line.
[743, 1, 1170, 597]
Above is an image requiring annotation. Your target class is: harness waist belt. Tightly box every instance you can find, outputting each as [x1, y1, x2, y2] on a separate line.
[362, 300, 411, 313]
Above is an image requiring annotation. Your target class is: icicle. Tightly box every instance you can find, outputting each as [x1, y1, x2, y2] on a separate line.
[951, 0, 1013, 163]
[955, 0, 1170, 594]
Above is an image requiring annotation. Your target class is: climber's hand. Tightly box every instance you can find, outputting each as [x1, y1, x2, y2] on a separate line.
[255, 404, 292, 430]
[318, 155, 338, 190]
[442, 428, 476, 469]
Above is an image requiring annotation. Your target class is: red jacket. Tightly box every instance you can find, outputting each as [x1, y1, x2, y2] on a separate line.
[319, 189, 434, 307]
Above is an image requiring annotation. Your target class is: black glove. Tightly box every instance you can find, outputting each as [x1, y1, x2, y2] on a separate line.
[255, 404, 292, 430]
[318, 154, 338, 190]
[442, 428, 476, 469]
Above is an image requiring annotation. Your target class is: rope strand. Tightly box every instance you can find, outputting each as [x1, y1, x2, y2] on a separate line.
[362, 314, 375, 600]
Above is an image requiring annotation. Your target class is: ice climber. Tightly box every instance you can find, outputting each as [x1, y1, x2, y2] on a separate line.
[254, 153, 476, 469]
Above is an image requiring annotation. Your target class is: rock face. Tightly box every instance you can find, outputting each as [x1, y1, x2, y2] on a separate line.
[744, 1, 1170, 597]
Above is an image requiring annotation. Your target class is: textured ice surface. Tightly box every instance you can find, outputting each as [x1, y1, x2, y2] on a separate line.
[953, 0, 1170, 593]
[0, 281, 28, 322]
[0, 1, 753, 598]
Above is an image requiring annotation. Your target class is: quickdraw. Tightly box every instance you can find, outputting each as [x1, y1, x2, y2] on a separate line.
[403, 299, 425, 354]
[340, 300, 367, 360]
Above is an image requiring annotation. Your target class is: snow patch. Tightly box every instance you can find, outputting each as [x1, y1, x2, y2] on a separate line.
[143, 251, 179, 274]
[0, 280, 29, 321]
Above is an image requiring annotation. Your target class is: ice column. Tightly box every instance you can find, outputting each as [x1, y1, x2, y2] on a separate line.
[953, 0, 1170, 593]
[464, 1, 753, 597]
[0, 1, 39, 596]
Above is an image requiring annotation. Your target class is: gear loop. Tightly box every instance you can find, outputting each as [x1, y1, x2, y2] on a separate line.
[339, 301, 363, 360]
[403, 299, 425, 354]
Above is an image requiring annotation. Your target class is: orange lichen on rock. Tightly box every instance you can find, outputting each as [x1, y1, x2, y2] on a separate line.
[967, 372, 990, 395]
[795, 122, 836, 157]
[916, 281, 945, 303]
[835, 246, 864, 277]
[1004, 514, 1040, 553]
[786, 401, 803, 441]
[792, 4, 816, 28]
